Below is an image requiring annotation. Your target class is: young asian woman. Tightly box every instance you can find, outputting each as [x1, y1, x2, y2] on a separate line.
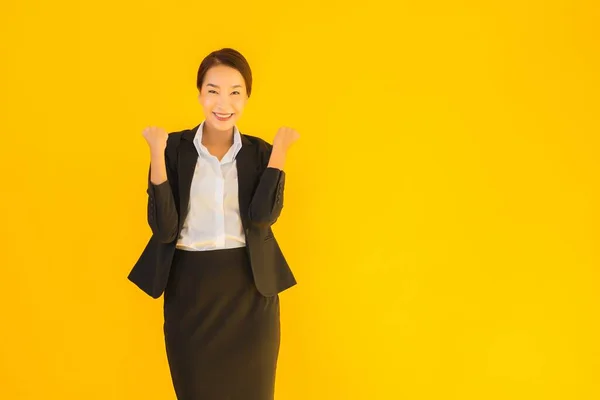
[128, 47, 300, 400]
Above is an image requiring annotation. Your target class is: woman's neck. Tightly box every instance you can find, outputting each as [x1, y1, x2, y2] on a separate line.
[202, 123, 234, 147]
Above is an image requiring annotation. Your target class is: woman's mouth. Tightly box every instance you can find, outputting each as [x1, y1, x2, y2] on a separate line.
[213, 112, 233, 121]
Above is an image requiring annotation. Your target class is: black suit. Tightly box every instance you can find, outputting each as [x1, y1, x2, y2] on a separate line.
[127, 124, 297, 298]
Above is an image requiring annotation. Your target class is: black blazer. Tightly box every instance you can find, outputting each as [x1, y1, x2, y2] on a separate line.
[127, 124, 297, 299]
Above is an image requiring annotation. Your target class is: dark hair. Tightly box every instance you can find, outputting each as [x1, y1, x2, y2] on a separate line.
[196, 48, 253, 98]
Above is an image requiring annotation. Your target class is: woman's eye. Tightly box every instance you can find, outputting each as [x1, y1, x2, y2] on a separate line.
[207, 90, 240, 95]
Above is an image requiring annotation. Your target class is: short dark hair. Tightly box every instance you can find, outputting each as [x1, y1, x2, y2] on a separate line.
[196, 48, 253, 98]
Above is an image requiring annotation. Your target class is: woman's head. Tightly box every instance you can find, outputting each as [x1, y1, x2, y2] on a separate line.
[197, 48, 252, 132]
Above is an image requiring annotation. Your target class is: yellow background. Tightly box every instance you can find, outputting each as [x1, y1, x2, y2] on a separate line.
[1, 0, 598, 399]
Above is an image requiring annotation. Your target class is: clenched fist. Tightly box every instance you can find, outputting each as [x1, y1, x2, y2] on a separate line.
[273, 126, 300, 153]
[142, 126, 168, 153]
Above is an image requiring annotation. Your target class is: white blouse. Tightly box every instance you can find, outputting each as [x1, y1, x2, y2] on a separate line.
[175, 121, 246, 251]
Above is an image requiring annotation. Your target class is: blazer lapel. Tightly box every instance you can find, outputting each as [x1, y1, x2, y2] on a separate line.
[236, 134, 258, 231]
[178, 127, 199, 231]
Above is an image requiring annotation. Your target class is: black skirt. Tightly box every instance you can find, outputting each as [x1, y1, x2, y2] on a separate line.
[163, 246, 281, 400]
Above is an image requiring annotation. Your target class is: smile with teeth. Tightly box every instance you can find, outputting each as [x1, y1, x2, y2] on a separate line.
[214, 112, 233, 120]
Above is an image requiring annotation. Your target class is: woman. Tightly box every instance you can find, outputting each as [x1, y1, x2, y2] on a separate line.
[129, 48, 299, 399]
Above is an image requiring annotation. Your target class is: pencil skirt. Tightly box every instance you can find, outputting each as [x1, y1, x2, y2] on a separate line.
[163, 246, 281, 400]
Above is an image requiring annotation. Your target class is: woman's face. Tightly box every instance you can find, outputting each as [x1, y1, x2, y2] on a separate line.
[198, 64, 248, 132]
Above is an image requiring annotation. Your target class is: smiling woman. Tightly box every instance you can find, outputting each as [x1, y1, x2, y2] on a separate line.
[128, 47, 300, 400]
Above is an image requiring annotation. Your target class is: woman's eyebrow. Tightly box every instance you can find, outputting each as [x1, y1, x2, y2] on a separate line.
[206, 83, 243, 89]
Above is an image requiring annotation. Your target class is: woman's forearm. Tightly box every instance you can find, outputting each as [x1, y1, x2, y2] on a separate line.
[147, 147, 178, 243]
[267, 147, 287, 170]
[150, 148, 168, 185]
[247, 167, 285, 226]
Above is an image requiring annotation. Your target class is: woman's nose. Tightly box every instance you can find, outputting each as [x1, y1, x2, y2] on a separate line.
[216, 97, 230, 108]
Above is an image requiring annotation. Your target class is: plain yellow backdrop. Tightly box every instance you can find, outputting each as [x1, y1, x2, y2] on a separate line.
[1, 0, 598, 399]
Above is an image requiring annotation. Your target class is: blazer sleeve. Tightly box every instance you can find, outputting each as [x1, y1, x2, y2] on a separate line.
[146, 138, 179, 243]
[247, 144, 286, 226]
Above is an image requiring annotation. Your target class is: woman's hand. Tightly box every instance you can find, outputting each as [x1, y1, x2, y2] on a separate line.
[268, 126, 300, 170]
[272, 126, 300, 153]
[142, 126, 168, 154]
